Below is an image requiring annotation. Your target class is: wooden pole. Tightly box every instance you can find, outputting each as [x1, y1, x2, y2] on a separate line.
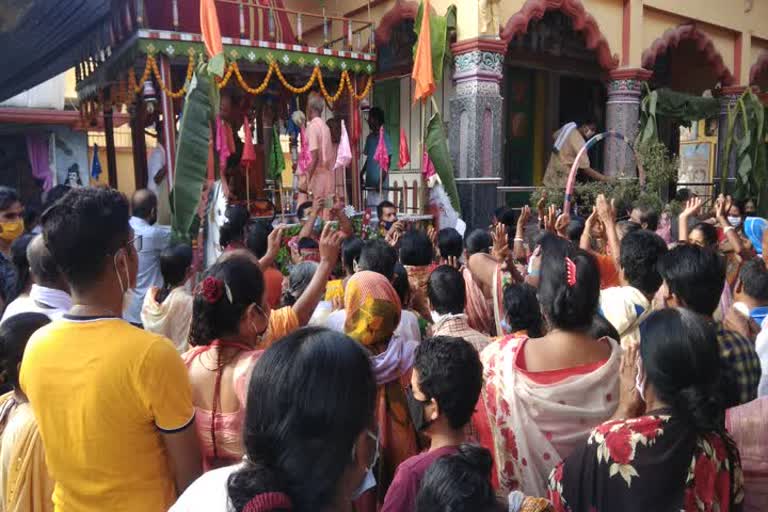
[103, 91, 118, 189]
[350, 81, 362, 210]
[158, 54, 177, 186]
[129, 102, 149, 190]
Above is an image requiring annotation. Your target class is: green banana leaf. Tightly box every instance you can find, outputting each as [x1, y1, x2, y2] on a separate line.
[172, 65, 214, 241]
[413, 2, 456, 84]
[425, 113, 461, 214]
[267, 124, 285, 181]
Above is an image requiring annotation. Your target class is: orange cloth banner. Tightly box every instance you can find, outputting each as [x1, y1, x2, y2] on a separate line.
[411, 0, 435, 104]
[201, 0, 224, 58]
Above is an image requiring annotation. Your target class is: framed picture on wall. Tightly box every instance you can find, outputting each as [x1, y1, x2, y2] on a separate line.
[704, 118, 718, 137]
[678, 142, 713, 197]
[679, 122, 698, 142]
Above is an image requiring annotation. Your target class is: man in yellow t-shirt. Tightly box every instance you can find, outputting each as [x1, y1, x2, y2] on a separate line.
[19, 187, 201, 512]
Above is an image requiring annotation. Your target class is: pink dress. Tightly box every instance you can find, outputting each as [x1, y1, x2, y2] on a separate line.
[306, 117, 335, 200]
[182, 341, 263, 471]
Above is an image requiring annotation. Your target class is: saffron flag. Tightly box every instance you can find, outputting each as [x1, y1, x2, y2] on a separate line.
[374, 127, 390, 172]
[90, 144, 102, 180]
[412, 0, 436, 103]
[334, 120, 352, 170]
[399, 128, 411, 168]
[200, 0, 223, 58]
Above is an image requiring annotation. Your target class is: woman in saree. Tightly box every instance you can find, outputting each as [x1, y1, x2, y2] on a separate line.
[343, 271, 420, 504]
[549, 308, 744, 512]
[481, 239, 621, 496]
[0, 313, 53, 512]
[183, 225, 343, 471]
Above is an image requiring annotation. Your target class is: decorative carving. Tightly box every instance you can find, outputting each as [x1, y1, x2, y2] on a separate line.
[500, 0, 619, 70]
[454, 50, 504, 76]
[642, 25, 735, 86]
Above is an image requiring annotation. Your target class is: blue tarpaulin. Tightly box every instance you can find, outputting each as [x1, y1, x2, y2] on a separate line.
[0, 0, 113, 102]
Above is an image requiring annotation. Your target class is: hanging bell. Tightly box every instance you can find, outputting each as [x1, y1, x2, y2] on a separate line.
[143, 80, 157, 114]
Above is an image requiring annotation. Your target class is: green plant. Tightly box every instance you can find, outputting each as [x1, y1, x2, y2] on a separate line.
[721, 89, 767, 212]
[530, 140, 677, 217]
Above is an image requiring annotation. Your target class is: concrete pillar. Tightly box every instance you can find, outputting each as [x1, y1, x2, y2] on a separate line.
[716, 85, 748, 193]
[604, 68, 652, 178]
[448, 37, 506, 232]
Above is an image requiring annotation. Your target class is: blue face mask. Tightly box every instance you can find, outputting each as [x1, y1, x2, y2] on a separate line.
[500, 319, 512, 334]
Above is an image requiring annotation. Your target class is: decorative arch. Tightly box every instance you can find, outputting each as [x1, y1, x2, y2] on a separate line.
[642, 25, 735, 86]
[750, 51, 768, 87]
[375, 1, 419, 46]
[500, 0, 619, 71]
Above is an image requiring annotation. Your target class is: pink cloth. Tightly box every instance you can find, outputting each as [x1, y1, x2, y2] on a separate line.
[26, 134, 53, 191]
[374, 127, 390, 172]
[297, 127, 311, 175]
[182, 345, 263, 471]
[727, 397, 768, 512]
[306, 117, 334, 200]
[216, 116, 234, 172]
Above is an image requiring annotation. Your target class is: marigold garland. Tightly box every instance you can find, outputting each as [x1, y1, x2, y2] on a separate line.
[125, 54, 373, 103]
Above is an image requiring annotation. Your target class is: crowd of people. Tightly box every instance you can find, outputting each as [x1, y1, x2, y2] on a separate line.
[0, 181, 766, 512]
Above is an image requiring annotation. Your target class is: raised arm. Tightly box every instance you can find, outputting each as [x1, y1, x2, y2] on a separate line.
[580, 207, 599, 251]
[292, 223, 345, 325]
[715, 195, 746, 257]
[331, 197, 354, 237]
[678, 197, 703, 243]
[596, 194, 620, 265]
[513, 205, 531, 261]
[258, 225, 284, 269]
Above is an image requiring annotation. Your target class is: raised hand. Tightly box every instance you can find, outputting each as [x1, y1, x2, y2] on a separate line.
[517, 205, 531, 233]
[614, 343, 644, 420]
[595, 194, 615, 225]
[491, 223, 509, 260]
[319, 223, 346, 265]
[681, 197, 703, 219]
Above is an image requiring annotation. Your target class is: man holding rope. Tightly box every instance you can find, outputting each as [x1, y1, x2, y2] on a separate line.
[543, 119, 613, 188]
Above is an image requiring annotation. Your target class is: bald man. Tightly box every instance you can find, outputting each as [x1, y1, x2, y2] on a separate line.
[1, 234, 72, 323]
[126, 189, 172, 325]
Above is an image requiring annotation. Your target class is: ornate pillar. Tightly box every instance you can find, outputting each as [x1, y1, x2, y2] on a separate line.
[604, 68, 653, 177]
[716, 86, 748, 193]
[449, 38, 506, 231]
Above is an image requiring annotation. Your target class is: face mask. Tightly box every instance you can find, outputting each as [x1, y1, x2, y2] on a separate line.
[250, 306, 269, 338]
[634, 356, 646, 402]
[500, 319, 511, 334]
[405, 387, 433, 432]
[382, 221, 394, 231]
[727, 216, 742, 228]
[350, 430, 379, 500]
[0, 219, 24, 242]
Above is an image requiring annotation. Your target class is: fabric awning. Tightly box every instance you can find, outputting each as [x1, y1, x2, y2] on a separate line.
[0, 0, 113, 102]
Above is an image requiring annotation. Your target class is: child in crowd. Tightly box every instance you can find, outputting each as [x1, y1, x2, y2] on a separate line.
[382, 336, 483, 512]
[141, 244, 194, 352]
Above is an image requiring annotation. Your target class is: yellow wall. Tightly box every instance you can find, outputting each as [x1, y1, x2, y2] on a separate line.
[87, 146, 137, 197]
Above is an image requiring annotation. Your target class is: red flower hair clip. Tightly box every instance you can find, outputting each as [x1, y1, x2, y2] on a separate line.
[565, 257, 577, 287]
[198, 276, 225, 304]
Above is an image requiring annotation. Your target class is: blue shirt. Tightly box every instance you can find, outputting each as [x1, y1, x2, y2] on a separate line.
[363, 131, 392, 188]
[125, 217, 171, 324]
[751, 306, 768, 327]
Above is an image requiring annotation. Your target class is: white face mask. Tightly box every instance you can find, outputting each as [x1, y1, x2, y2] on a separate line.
[350, 430, 379, 500]
[727, 216, 742, 228]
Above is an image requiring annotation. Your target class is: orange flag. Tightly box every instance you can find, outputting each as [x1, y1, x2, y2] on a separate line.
[200, 0, 223, 58]
[412, 0, 435, 104]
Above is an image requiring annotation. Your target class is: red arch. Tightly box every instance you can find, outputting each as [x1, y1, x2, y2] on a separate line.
[750, 52, 768, 88]
[375, 1, 419, 46]
[500, 0, 619, 71]
[642, 25, 735, 86]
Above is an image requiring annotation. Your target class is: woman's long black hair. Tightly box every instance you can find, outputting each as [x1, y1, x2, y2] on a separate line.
[639, 308, 740, 509]
[227, 327, 376, 512]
